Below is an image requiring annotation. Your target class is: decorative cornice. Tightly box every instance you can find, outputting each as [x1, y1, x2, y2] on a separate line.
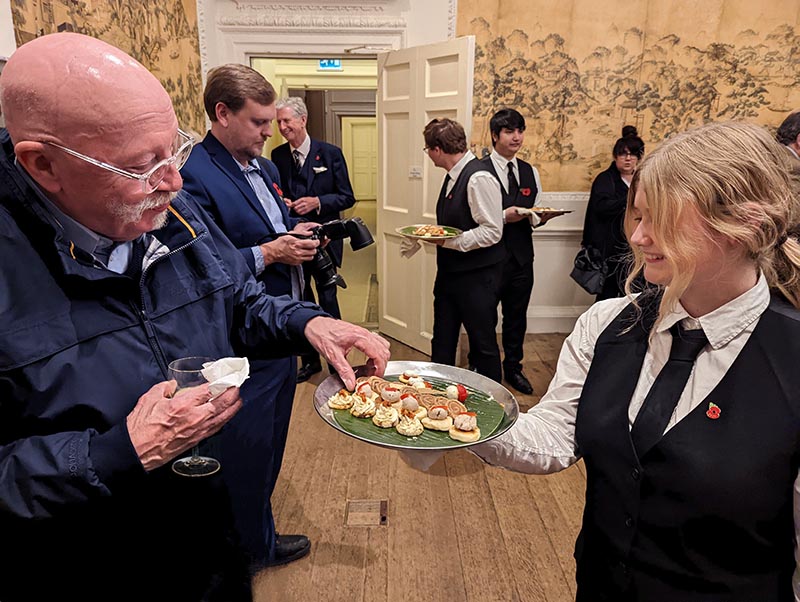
[219, 11, 406, 31]
[233, 4, 388, 12]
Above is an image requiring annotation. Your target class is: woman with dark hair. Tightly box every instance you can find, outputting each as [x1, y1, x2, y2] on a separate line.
[581, 125, 645, 300]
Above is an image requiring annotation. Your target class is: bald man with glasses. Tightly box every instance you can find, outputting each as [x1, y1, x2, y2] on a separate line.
[0, 32, 389, 602]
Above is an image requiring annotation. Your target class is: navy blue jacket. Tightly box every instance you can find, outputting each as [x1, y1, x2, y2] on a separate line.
[179, 131, 306, 566]
[0, 134, 324, 599]
[181, 131, 299, 297]
[272, 138, 355, 266]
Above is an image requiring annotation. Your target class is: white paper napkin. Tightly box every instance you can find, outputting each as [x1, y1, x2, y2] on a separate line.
[400, 237, 421, 258]
[201, 357, 250, 397]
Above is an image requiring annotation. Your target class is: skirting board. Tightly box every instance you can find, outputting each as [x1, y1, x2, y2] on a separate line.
[525, 305, 591, 334]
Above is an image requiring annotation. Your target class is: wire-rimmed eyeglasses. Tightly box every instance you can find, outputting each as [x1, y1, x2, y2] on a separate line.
[42, 128, 195, 193]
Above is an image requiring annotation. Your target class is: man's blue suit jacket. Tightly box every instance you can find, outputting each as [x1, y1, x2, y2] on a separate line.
[181, 131, 299, 298]
[179, 131, 312, 565]
[272, 138, 355, 266]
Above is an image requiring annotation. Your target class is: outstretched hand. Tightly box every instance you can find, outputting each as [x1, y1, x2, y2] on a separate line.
[127, 381, 242, 472]
[303, 316, 391, 390]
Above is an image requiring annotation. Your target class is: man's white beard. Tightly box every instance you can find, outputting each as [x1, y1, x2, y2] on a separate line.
[111, 191, 176, 230]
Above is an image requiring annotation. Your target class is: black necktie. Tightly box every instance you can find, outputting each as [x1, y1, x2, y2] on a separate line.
[631, 323, 708, 457]
[439, 174, 452, 201]
[292, 149, 302, 172]
[507, 162, 519, 198]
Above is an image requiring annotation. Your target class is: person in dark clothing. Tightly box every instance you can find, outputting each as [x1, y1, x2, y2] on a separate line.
[480, 108, 562, 395]
[776, 110, 800, 160]
[471, 121, 800, 600]
[421, 118, 504, 383]
[0, 32, 390, 602]
[581, 126, 645, 301]
[180, 64, 320, 570]
[272, 97, 357, 383]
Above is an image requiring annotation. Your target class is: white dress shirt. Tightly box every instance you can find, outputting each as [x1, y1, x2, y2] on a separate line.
[472, 274, 800, 599]
[237, 156, 303, 300]
[440, 151, 503, 252]
[290, 135, 312, 168]
[489, 149, 542, 226]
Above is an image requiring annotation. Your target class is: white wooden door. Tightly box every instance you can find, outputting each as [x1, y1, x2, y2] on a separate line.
[376, 36, 475, 354]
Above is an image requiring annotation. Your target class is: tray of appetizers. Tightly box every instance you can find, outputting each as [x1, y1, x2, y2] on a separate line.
[313, 361, 519, 450]
[395, 224, 462, 240]
[516, 207, 572, 216]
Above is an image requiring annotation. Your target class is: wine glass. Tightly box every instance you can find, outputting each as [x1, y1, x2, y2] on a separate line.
[169, 356, 221, 477]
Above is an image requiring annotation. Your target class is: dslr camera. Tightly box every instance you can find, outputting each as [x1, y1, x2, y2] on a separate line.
[307, 217, 374, 289]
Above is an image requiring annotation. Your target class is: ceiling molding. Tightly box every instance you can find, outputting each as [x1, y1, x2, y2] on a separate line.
[219, 10, 406, 32]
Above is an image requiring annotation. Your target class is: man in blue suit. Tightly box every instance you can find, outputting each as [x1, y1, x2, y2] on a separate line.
[180, 64, 318, 570]
[272, 98, 356, 382]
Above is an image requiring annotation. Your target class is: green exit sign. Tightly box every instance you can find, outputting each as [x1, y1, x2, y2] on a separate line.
[318, 59, 343, 71]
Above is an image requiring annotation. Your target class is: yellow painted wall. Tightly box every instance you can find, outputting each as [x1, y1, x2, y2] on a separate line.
[458, 0, 800, 191]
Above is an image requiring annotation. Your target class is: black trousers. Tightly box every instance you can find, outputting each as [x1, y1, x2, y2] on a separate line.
[431, 264, 502, 383]
[300, 264, 342, 367]
[499, 257, 533, 373]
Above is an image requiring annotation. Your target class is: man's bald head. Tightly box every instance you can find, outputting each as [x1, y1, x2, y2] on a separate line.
[1, 32, 174, 145]
[1, 33, 184, 242]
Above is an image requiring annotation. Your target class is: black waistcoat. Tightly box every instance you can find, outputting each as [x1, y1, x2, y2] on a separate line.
[480, 156, 538, 266]
[287, 160, 309, 200]
[435, 158, 504, 273]
[574, 292, 800, 602]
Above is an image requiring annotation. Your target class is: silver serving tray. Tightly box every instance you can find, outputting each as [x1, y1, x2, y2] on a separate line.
[313, 360, 519, 451]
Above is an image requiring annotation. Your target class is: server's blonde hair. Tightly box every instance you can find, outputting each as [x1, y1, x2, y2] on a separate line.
[623, 121, 800, 323]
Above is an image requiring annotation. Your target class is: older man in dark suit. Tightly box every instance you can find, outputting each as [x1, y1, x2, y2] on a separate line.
[272, 97, 356, 382]
[180, 64, 318, 570]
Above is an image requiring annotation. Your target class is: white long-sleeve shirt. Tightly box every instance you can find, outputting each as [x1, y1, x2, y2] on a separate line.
[440, 151, 503, 252]
[472, 274, 800, 598]
[488, 149, 542, 227]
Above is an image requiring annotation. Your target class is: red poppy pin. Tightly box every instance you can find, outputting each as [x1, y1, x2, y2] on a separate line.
[272, 182, 283, 197]
[706, 402, 721, 420]
[520, 188, 532, 196]
[315, 154, 320, 161]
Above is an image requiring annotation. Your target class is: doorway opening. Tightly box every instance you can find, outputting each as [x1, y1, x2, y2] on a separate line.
[250, 57, 378, 327]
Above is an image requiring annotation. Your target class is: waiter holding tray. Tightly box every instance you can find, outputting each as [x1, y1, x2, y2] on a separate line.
[418, 117, 505, 384]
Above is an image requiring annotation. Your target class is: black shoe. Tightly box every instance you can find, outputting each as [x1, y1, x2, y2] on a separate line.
[267, 534, 311, 567]
[505, 369, 533, 395]
[296, 362, 322, 383]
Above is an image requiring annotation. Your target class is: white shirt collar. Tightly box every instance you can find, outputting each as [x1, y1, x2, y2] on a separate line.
[656, 273, 770, 349]
[490, 148, 516, 171]
[292, 134, 311, 158]
[447, 150, 476, 181]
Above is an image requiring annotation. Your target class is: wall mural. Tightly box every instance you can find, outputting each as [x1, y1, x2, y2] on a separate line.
[459, 3, 800, 191]
[11, 0, 205, 135]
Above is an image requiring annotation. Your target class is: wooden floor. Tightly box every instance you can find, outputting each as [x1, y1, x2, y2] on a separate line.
[254, 333, 584, 602]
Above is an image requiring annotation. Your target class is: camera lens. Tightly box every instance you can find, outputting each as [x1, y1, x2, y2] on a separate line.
[345, 217, 374, 251]
[311, 248, 347, 289]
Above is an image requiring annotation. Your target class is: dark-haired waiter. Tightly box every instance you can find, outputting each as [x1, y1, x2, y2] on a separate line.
[481, 108, 559, 395]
